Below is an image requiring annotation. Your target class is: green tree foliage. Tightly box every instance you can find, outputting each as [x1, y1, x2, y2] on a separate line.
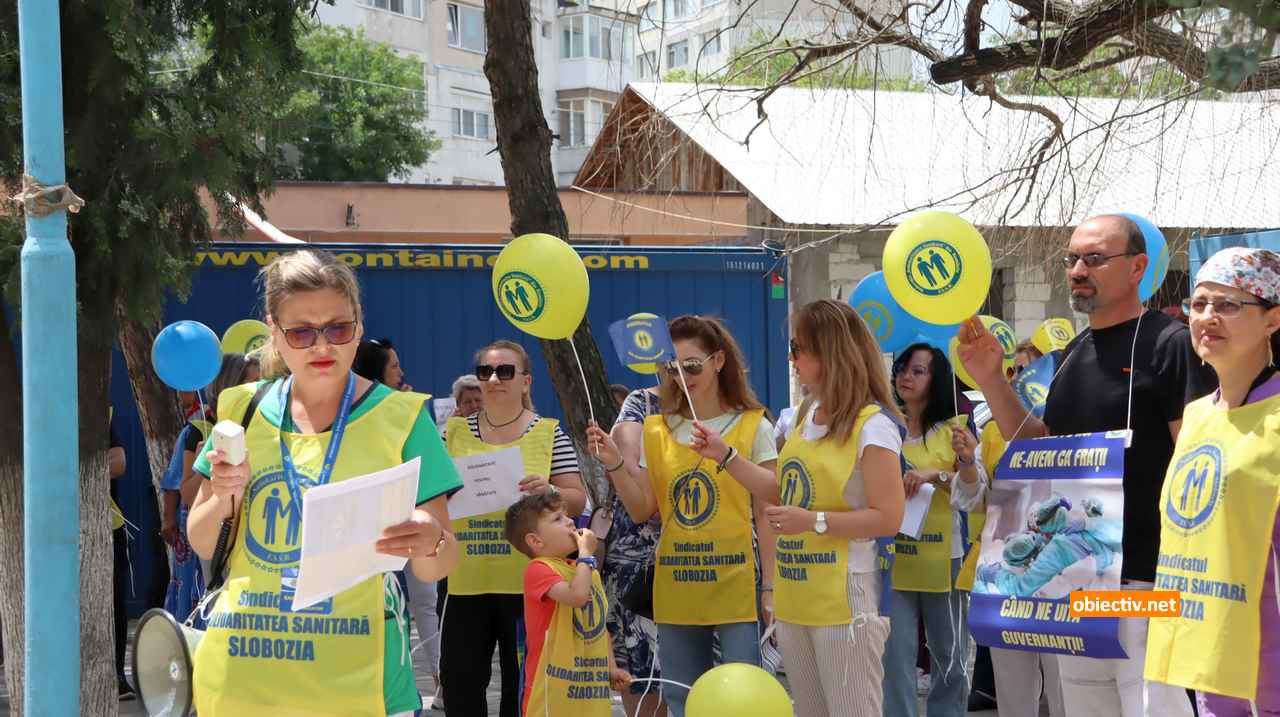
[273, 24, 441, 181]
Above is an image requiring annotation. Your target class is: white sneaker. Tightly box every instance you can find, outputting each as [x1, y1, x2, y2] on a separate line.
[916, 668, 931, 696]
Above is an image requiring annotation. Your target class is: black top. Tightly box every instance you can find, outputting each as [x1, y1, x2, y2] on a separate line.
[1043, 310, 1217, 582]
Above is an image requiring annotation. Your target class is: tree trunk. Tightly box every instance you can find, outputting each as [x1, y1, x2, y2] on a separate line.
[482, 0, 619, 507]
[116, 311, 184, 492]
[78, 332, 118, 717]
[0, 314, 26, 714]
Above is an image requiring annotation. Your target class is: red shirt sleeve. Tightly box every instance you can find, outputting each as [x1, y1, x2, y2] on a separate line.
[524, 559, 565, 603]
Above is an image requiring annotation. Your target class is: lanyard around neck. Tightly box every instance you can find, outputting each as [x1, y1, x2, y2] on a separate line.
[279, 372, 356, 502]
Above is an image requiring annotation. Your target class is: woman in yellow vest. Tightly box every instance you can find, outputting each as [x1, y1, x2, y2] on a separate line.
[189, 249, 462, 717]
[884, 342, 986, 717]
[719, 300, 907, 716]
[440, 339, 587, 717]
[587, 314, 778, 717]
[1145, 247, 1280, 717]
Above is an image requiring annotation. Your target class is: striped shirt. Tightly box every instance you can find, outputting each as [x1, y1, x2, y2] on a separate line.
[464, 414, 580, 477]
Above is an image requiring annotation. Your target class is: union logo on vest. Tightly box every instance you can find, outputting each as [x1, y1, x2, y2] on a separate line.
[1165, 443, 1224, 534]
[496, 271, 546, 323]
[671, 469, 717, 528]
[244, 469, 312, 570]
[779, 458, 815, 510]
[905, 241, 963, 296]
[573, 584, 607, 642]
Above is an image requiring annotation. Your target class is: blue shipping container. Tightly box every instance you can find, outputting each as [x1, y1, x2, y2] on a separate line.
[108, 242, 791, 615]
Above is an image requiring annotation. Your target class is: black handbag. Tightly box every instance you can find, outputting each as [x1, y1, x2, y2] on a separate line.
[620, 560, 655, 620]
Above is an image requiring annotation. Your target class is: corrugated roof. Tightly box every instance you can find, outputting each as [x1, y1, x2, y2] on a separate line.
[626, 82, 1280, 229]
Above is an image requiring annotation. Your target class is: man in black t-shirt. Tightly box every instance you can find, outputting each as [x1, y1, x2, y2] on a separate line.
[957, 215, 1214, 717]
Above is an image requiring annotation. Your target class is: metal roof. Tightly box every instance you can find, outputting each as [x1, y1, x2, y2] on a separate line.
[624, 82, 1280, 229]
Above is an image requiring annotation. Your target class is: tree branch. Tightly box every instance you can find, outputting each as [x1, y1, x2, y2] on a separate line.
[1126, 21, 1280, 91]
[930, 0, 1176, 84]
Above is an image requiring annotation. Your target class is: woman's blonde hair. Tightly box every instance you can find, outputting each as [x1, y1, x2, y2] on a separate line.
[475, 339, 535, 411]
[661, 315, 763, 418]
[793, 300, 904, 443]
[257, 250, 363, 378]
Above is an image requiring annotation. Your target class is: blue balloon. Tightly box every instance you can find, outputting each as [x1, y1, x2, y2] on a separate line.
[1119, 213, 1168, 302]
[152, 321, 223, 391]
[915, 319, 961, 349]
[850, 272, 922, 355]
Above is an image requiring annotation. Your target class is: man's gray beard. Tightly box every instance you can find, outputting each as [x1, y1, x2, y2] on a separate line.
[1069, 292, 1097, 314]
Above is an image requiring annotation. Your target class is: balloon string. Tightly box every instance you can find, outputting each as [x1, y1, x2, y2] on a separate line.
[567, 336, 598, 455]
[674, 361, 699, 423]
[198, 389, 210, 424]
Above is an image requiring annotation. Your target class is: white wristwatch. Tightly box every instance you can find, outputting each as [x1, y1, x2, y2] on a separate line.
[814, 511, 829, 535]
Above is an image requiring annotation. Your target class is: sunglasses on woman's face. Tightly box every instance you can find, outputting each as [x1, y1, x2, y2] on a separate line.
[664, 356, 712, 377]
[475, 364, 527, 382]
[279, 321, 358, 349]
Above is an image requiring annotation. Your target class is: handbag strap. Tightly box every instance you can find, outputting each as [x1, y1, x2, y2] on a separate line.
[206, 380, 271, 591]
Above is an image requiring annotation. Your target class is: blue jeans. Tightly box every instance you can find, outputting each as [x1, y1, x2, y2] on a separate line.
[882, 557, 969, 717]
[657, 621, 760, 717]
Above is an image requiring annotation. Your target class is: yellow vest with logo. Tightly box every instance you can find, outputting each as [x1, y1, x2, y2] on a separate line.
[523, 558, 612, 717]
[109, 406, 125, 531]
[646, 410, 763, 625]
[1145, 392, 1280, 701]
[894, 417, 981, 593]
[775, 404, 880, 626]
[193, 382, 422, 717]
[445, 416, 556, 596]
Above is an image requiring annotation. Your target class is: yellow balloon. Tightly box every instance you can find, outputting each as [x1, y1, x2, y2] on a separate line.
[884, 211, 992, 325]
[950, 315, 1016, 389]
[626, 312, 661, 374]
[1032, 318, 1076, 355]
[491, 233, 590, 340]
[221, 319, 270, 355]
[686, 663, 793, 717]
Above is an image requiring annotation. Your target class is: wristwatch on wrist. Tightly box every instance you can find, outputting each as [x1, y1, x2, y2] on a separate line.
[577, 556, 598, 570]
[814, 511, 829, 535]
[936, 471, 951, 485]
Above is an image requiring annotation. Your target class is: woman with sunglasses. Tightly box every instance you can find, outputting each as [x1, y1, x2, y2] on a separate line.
[1145, 248, 1280, 717]
[440, 339, 586, 717]
[883, 343, 986, 717]
[189, 249, 461, 717]
[587, 315, 778, 717]
[714, 300, 907, 716]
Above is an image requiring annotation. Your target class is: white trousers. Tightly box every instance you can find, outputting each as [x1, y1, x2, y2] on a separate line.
[1057, 592, 1194, 717]
[404, 570, 441, 674]
[991, 647, 1066, 717]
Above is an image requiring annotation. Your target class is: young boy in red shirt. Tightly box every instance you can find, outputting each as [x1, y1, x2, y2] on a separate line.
[505, 492, 632, 716]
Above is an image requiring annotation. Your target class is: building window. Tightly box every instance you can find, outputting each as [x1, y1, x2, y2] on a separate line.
[701, 30, 721, 55]
[364, 0, 424, 19]
[639, 2, 657, 32]
[664, 0, 691, 19]
[559, 100, 587, 147]
[452, 107, 491, 140]
[447, 3, 486, 53]
[666, 39, 688, 68]
[562, 15, 630, 62]
[559, 99, 614, 148]
[637, 50, 658, 78]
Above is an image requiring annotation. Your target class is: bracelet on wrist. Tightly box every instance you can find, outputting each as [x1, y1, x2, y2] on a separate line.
[605, 458, 625, 473]
[716, 446, 738, 473]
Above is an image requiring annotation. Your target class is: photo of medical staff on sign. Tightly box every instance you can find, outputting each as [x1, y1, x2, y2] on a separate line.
[973, 481, 1124, 599]
[967, 431, 1129, 658]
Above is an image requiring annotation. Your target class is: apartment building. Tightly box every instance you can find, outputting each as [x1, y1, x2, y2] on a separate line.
[315, 0, 637, 186]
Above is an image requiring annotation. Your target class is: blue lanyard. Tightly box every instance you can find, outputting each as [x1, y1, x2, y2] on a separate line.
[279, 372, 356, 510]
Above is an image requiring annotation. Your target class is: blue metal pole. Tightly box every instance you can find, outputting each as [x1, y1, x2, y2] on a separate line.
[17, 0, 80, 714]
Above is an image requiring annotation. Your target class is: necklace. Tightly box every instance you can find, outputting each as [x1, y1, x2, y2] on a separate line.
[483, 408, 525, 429]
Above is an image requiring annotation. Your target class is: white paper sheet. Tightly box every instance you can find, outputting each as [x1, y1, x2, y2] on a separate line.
[290, 457, 421, 611]
[447, 447, 525, 521]
[899, 482, 936, 539]
[432, 397, 456, 426]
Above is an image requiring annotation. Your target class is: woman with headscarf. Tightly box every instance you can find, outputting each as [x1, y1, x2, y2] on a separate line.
[1145, 247, 1280, 717]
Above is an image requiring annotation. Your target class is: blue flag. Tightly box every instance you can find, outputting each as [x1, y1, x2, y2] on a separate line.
[608, 314, 675, 371]
[1013, 351, 1058, 417]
